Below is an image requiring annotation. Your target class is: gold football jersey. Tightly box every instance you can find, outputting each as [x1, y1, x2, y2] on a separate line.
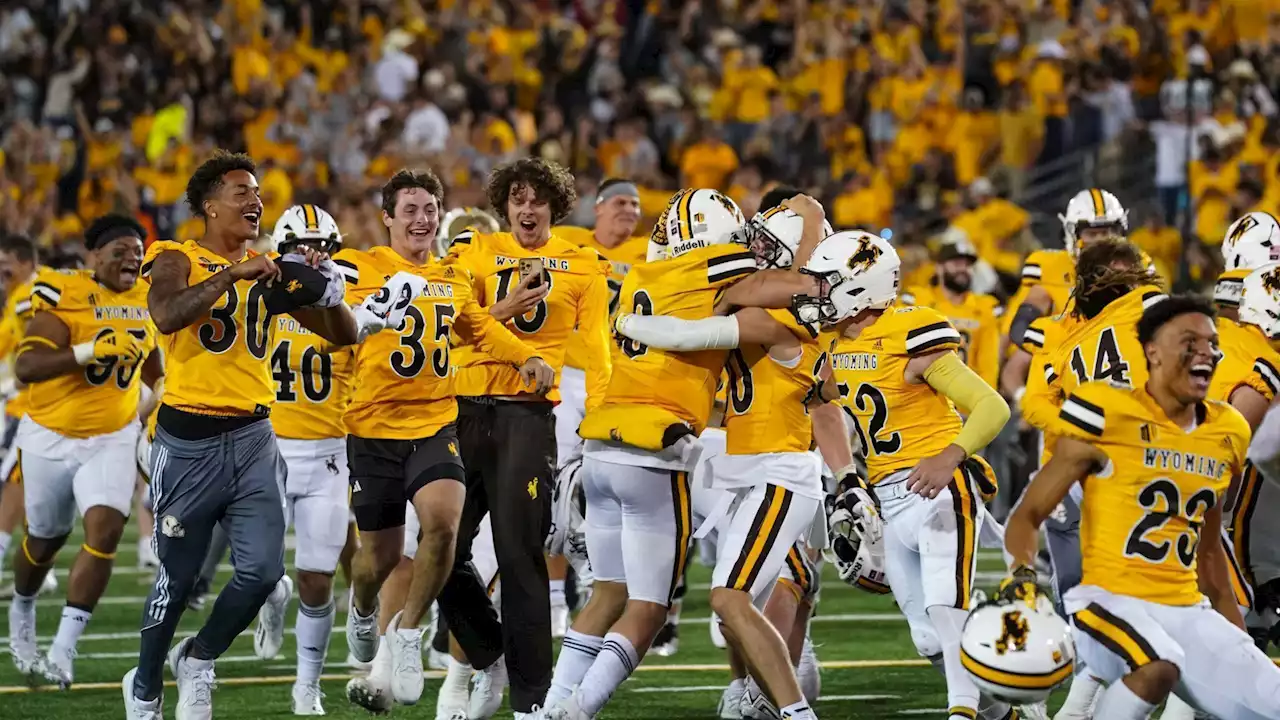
[554, 226, 648, 373]
[335, 247, 535, 440]
[1211, 317, 1280, 405]
[1004, 249, 1075, 334]
[1214, 268, 1251, 309]
[141, 240, 275, 417]
[23, 268, 156, 438]
[268, 315, 354, 440]
[578, 244, 757, 447]
[901, 284, 1002, 388]
[724, 309, 821, 456]
[1056, 381, 1250, 606]
[447, 230, 611, 407]
[0, 271, 39, 420]
[828, 306, 965, 484]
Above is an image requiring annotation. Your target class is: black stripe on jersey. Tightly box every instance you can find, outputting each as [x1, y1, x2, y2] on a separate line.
[905, 322, 963, 355]
[334, 259, 359, 285]
[1140, 291, 1167, 310]
[1021, 326, 1046, 349]
[1043, 363, 1058, 384]
[1060, 395, 1105, 436]
[14, 300, 31, 317]
[1022, 263, 1042, 280]
[452, 229, 474, 247]
[706, 252, 757, 284]
[1255, 358, 1280, 397]
[140, 260, 155, 278]
[31, 282, 60, 307]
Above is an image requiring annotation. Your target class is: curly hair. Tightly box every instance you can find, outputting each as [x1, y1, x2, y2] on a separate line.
[185, 150, 257, 218]
[84, 213, 147, 250]
[1071, 237, 1159, 320]
[381, 168, 444, 218]
[1137, 294, 1216, 346]
[485, 158, 577, 225]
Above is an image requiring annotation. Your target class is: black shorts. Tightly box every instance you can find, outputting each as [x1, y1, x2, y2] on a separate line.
[347, 424, 466, 531]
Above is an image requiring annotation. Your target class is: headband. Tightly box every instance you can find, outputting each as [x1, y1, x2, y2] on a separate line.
[88, 225, 143, 250]
[597, 182, 640, 204]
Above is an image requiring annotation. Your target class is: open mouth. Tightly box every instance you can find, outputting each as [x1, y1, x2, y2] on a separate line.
[120, 264, 140, 279]
[242, 209, 261, 227]
[1189, 363, 1213, 388]
[408, 226, 432, 240]
[518, 218, 537, 233]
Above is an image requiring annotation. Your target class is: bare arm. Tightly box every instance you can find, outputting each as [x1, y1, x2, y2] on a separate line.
[714, 270, 819, 315]
[811, 401, 853, 470]
[141, 349, 164, 389]
[146, 250, 236, 335]
[1197, 502, 1246, 630]
[1006, 436, 1103, 569]
[1228, 385, 1270, 432]
[1000, 347, 1033, 399]
[13, 311, 76, 384]
[289, 306, 359, 346]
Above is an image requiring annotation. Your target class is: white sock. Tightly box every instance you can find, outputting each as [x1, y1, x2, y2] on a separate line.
[1093, 679, 1157, 719]
[8, 592, 35, 636]
[547, 629, 603, 706]
[1159, 693, 1198, 720]
[295, 599, 334, 686]
[667, 602, 682, 625]
[369, 634, 391, 686]
[0, 530, 11, 560]
[1058, 671, 1104, 716]
[443, 656, 472, 693]
[52, 605, 91, 653]
[549, 579, 566, 606]
[780, 700, 816, 719]
[927, 605, 982, 714]
[577, 632, 638, 715]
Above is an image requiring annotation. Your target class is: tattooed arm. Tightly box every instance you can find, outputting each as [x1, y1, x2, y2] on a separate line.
[146, 251, 237, 334]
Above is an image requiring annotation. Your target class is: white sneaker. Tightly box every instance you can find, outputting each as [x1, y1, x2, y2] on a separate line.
[436, 658, 472, 720]
[123, 667, 163, 720]
[545, 691, 591, 720]
[137, 539, 160, 570]
[37, 644, 75, 689]
[468, 655, 509, 719]
[40, 570, 57, 595]
[386, 610, 425, 705]
[1017, 702, 1049, 720]
[550, 601, 570, 638]
[168, 637, 215, 720]
[718, 680, 745, 719]
[345, 651, 371, 672]
[345, 588, 379, 663]
[7, 597, 38, 675]
[254, 575, 294, 659]
[428, 646, 451, 670]
[797, 636, 820, 704]
[1159, 695, 1198, 720]
[740, 678, 780, 720]
[709, 614, 727, 649]
[345, 676, 392, 714]
[291, 681, 325, 716]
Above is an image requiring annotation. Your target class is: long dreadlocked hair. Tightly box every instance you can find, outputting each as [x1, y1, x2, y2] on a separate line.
[1070, 237, 1160, 320]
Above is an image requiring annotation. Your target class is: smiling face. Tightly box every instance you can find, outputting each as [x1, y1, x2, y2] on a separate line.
[93, 234, 145, 292]
[1145, 311, 1220, 403]
[0, 249, 34, 293]
[205, 169, 262, 241]
[383, 187, 440, 258]
[508, 182, 552, 246]
[595, 192, 640, 241]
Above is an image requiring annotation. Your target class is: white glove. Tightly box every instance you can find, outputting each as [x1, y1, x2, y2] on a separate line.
[546, 459, 584, 555]
[829, 484, 883, 547]
[357, 271, 428, 335]
[352, 305, 387, 343]
[282, 252, 348, 309]
[136, 432, 152, 482]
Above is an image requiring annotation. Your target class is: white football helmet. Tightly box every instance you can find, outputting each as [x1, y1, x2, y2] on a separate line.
[271, 203, 341, 253]
[830, 533, 890, 594]
[1222, 212, 1280, 271]
[1058, 188, 1128, 259]
[746, 206, 833, 269]
[960, 594, 1076, 703]
[657, 188, 746, 260]
[794, 230, 900, 325]
[1238, 262, 1280, 340]
[439, 207, 500, 257]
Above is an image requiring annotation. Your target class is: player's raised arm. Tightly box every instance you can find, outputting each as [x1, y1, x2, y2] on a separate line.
[713, 269, 819, 315]
[1006, 435, 1103, 571]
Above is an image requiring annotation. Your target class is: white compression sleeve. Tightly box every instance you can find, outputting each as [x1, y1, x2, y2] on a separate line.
[614, 314, 740, 351]
[1248, 403, 1280, 480]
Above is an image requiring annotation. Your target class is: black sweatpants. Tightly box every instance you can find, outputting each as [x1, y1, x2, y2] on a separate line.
[438, 399, 555, 712]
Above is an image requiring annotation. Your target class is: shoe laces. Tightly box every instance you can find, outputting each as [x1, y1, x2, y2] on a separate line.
[190, 665, 216, 706]
[393, 634, 422, 676]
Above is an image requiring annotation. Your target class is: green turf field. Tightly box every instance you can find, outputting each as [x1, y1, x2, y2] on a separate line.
[0, 526, 1274, 719]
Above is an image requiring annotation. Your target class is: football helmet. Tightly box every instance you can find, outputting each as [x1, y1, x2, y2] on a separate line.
[655, 188, 746, 260]
[272, 203, 342, 254]
[1058, 188, 1128, 259]
[828, 533, 890, 595]
[746, 206, 833, 269]
[960, 593, 1076, 703]
[1238, 262, 1280, 340]
[1222, 212, 1280, 271]
[793, 230, 900, 325]
[439, 207, 500, 258]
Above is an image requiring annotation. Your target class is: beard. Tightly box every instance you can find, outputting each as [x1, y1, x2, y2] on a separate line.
[941, 273, 971, 293]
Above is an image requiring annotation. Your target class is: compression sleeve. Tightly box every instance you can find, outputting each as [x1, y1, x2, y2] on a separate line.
[922, 352, 1011, 457]
[1008, 302, 1045, 349]
[614, 313, 741, 351]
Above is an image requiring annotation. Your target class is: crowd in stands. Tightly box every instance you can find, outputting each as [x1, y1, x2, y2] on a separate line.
[2, 0, 1280, 293]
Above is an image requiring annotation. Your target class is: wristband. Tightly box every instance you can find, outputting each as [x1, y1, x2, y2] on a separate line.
[73, 341, 98, 366]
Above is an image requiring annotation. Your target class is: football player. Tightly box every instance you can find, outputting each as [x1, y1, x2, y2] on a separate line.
[901, 239, 1002, 389]
[126, 151, 364, 720]
[549, 177, 646, 635]
[613, 198, 843, 720]
[1214, 212, 1280, 316]
[335, 168, 551, 711]
[6, 215, 160, 687]
[250, 204, 357, 714]
[817, 232, 1015, 720]
[538, 189, 825, 720]
[1004, 295, 1280, 719]
[434, 158, 609, 719]
[0, 234, 54, 600]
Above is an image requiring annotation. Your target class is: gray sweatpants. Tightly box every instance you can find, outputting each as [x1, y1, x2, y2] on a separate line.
[133, 419, 287, 701]
[1045, 491, 1083, 620]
